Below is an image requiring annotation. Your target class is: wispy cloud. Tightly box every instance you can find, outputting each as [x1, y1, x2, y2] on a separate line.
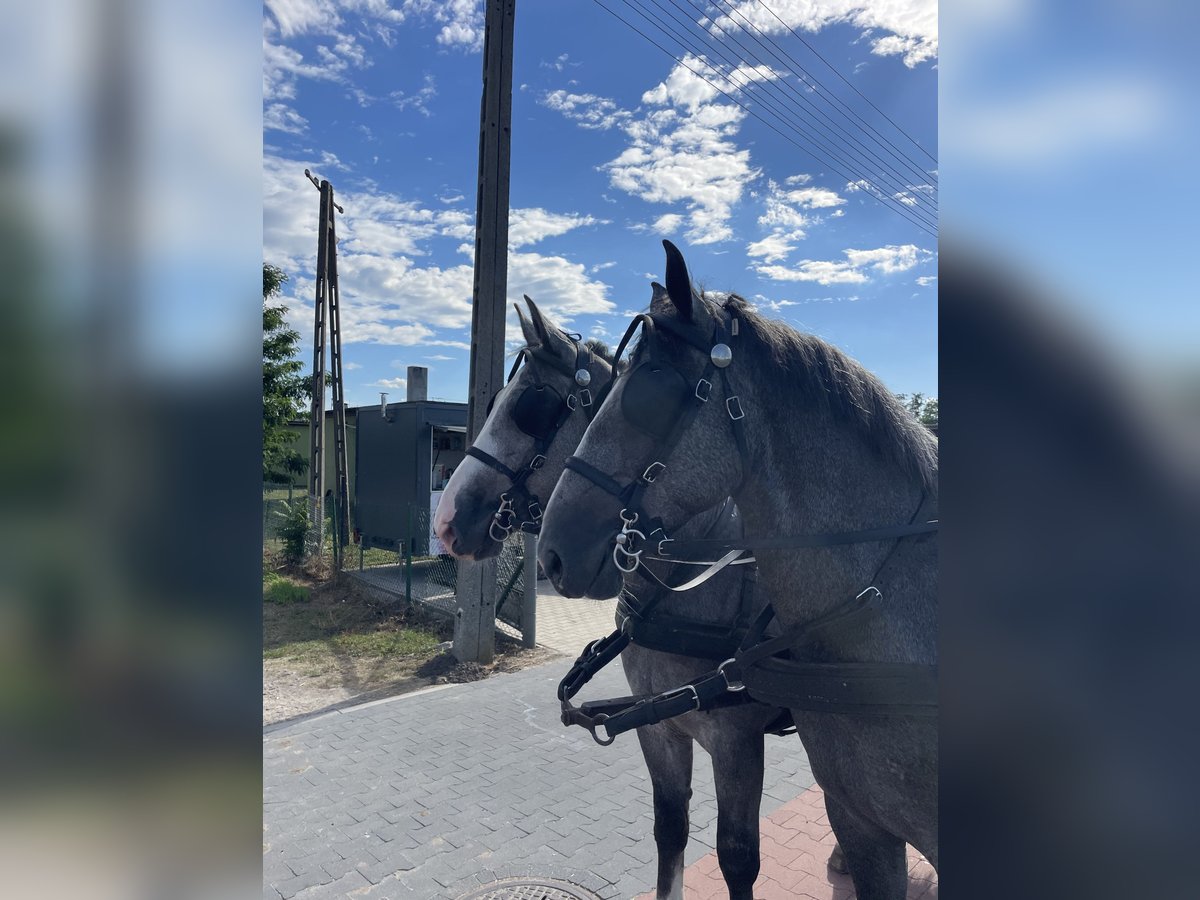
[756, 244, 933, 285]
[539, 90, 632, 131]
[264, 103, 308, 135]
[392, 74, 437, 117]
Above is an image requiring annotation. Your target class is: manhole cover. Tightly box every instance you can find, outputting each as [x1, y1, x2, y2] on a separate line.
[454, 878, 602, 900]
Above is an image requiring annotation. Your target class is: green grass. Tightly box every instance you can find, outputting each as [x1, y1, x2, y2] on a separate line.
[263, 571, 310, 605]
[263, 629, 440, 662]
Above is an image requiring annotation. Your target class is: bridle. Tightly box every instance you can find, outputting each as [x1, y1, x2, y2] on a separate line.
[466, 333, 603, 542]
[562, 296, 939, 588]
[563, 298, 755, 583]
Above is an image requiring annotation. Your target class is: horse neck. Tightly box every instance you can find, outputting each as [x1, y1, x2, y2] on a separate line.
[738, 381, 931, 615]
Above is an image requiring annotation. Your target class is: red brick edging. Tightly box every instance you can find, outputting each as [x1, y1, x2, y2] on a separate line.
[635, 784, 937, 899]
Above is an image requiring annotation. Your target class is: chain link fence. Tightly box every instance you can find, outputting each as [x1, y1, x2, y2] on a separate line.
[341, 502, 531, 642]
[264, 489, 533, 643]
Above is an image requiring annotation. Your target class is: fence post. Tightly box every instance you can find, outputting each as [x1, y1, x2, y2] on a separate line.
[522, 532, 537, 649]
[404, 504, 413, 605]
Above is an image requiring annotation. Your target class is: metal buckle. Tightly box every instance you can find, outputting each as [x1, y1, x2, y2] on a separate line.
[529, 454, 547, 470]
[527, 501, 543, 521]
[695, 378, 712, 402]
[718, 658, 746, 692]
[566, 394, 578, 411]
[642, 461, 666, 483]
[579, 388, 593, 407]
[656, 537, 675, 557]
[726, 396, 745, 420]
[661, 684, 701, 712]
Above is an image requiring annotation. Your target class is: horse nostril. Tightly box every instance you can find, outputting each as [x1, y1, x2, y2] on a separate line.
[543, 549, 564, 587]
[438, 521, 456, 548]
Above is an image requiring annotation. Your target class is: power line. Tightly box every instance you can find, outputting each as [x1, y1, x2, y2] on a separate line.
[750, 0, 938, 167]
[614, 0, 938, 232]
[699, 0, 937, 194]
[589, 0, 938, 236]
[653, 0, 937, 220]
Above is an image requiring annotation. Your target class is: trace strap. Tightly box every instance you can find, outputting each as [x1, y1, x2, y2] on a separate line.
[560, 583, 938, 746]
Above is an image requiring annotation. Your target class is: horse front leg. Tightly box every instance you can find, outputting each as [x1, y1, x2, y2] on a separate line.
[709, 730, 764, 900]
[635, 724, 693, 900]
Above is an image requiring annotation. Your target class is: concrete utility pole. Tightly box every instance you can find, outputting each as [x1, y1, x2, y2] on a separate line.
[454, 0, 516, 664]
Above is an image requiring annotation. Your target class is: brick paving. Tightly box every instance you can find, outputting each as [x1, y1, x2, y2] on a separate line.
[264, 644, 937, 900]
[264, 656, 817, 900]
[534, 582, 618, 655]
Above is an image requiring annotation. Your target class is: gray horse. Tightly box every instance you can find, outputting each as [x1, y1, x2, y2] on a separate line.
[433, 296, 789, 899]
[538, 241, 938, 899]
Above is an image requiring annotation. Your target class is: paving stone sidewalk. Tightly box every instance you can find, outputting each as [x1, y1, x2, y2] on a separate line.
[264, 655, 819, 900]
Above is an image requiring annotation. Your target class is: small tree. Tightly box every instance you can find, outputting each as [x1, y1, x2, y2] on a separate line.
[263, 264, 310, 482]
[896, 392, 938, 428]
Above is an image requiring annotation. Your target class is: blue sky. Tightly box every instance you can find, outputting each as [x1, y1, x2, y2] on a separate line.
[263, 0, 938, 408]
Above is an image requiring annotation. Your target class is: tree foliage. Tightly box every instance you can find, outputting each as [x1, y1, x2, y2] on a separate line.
[583, 337, 612, 363]
[896, 392, 939, 428]
[263, 264, 310, 482]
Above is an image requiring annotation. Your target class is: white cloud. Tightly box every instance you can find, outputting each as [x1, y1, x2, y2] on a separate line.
[345, 362, 362, 370]
[590, 261, 617, 273]
[756, 244, 931, 284]
[508, 208, 605, 249]
[372, 377, 408, 389]
[264, 154, 613, 349]
[605, 58, 777, 244]
[264, 103, 308, 134]
[709, 0, 937, 69]
[652, 213, 684, 234]
[844, 244, 930, 273]
[758, 260, 868, 285]
[916, 275, 937, 286]
[439, 193, 465, 204]
[539, 90, 632, 130]
[746, 230, 803, 263]
[641, 57, 781, 110]
[425, 354, 455, 361]
[506, 250, 614, 320]
[265, 0, 341, 39]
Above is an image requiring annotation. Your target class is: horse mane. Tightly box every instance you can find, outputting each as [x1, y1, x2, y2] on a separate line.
[710, 293, 938, 493]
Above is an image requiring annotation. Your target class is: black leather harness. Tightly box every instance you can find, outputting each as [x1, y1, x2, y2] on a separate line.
[555, 298, 939, 745]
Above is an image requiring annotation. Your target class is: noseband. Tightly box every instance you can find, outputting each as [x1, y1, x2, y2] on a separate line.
[466, 334, 600, 541]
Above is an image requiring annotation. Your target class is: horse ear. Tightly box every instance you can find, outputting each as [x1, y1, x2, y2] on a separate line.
[523, 295, 574, 363]
[515, 301, 539, 347]
[650, 281, 669, 306]
[662, 240, 697, 321]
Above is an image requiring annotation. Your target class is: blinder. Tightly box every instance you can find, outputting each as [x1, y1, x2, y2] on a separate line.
[620, 362, 690, 439]
[467, 332, 601, 541]
[513, 383, 568, 440]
